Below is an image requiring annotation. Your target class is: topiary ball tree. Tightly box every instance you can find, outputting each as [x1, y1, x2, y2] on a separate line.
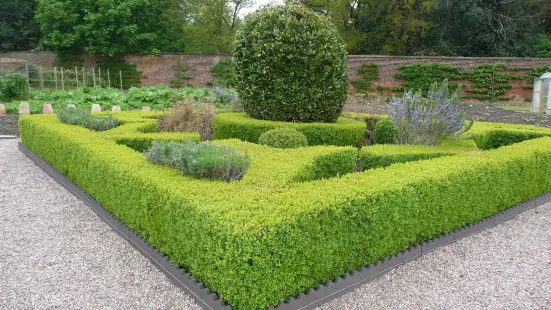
[233, 5, 349, 123]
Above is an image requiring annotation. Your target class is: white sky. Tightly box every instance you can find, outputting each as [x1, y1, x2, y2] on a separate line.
[239, 0, 285, 18]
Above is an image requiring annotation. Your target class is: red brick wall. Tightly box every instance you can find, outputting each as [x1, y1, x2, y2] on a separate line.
[2, 52, 550, 100]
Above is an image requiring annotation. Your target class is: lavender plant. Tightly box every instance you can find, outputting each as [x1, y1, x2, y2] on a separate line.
[388, 80, 470, 146]
[210, 87, 242, 110]
[144, 140, 250, 182]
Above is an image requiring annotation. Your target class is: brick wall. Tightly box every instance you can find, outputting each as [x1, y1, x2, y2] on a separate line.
[2, 51, 550, 100]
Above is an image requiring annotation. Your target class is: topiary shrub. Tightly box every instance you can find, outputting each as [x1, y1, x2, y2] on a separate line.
[233, 5, 349, 123]
[374, 118, 397, 144]
[258, 127, 308, 149]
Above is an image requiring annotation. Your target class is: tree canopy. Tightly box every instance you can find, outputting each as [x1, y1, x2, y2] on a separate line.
[1, 0, 551, 57]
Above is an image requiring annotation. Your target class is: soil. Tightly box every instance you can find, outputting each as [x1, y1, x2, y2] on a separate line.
[0, 116, 20, 136]
[343, 98, 551, 128]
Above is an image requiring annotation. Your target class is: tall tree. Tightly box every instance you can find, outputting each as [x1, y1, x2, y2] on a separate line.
[0, 0, 40, 51]
[287, 0, 365, 53]
[36, 0, 172, 55]
[354, 0, 437, 55]
[426, 0, 537, 56]
[177, 0, 253, 54]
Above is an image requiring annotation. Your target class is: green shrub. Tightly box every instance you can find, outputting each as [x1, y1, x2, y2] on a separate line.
[213, 112, 366, 147]
[57, 107, 120, 131]
[209, 59, 236, 87]
[374, 118, 397, 144]
[233, 5, 349, 123]
[0, 73, 27, 102]
[21, 113, 551, 309]
[144, 140, 250, 182]
[258, 128, 308, 149]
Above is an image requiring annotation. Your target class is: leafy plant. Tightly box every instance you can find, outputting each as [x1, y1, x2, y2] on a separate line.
[258, 127, 309, 149]
[233, 5, 349, 123]
[170, 59, 192, 88]
[57, 106, 120, 131]
[143, 140, 250, 182]
[388, 80, 469, 146]
[209, 59, 236, 87]
[353, 63, 380, 93]
[0, 72, 27, 101]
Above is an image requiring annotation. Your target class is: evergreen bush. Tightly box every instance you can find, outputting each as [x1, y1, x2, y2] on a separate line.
[233, 5, 349, 123]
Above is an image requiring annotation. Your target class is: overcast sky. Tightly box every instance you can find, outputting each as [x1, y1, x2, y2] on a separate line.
[239, 0, 285, 18]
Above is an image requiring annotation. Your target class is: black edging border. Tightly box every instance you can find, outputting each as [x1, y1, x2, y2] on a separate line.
[19, 141, 551, 310]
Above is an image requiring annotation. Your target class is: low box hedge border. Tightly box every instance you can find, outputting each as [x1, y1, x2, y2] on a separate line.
[18, 141, 551, 310]
[19, 113, 551, 309]
[212, 112, 367, 146]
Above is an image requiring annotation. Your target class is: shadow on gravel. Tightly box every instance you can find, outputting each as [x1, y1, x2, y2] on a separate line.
[0, 116, 19, 136]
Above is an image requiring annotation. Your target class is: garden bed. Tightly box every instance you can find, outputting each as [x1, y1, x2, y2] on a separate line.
[19, 112, 551, 309]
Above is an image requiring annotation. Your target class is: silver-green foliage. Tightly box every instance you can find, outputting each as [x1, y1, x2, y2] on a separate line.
[57, 106, 120, 131]
[144, 140, 250, 182]
[233, 5, 349, 123]
[388, 80, 468, 146]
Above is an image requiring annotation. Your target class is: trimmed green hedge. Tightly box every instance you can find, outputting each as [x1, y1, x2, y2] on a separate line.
[19, 112, 551, 309]
[466, 121, 551, 150]
[473, 130, 550, 150]
[213, 112, 366, 146]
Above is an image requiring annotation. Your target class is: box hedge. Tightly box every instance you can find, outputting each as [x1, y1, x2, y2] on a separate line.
[213, 112, 366, 147]
[19, 112, 551, 309]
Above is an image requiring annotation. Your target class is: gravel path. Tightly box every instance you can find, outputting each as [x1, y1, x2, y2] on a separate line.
[1, 138, 551, 310]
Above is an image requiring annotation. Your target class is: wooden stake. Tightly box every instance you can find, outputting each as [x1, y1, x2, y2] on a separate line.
[54, 67, 58, 90]
[82, 67, 85, 86]
[39, 65, 44, 90]
[61, 67, 65, 91]
[119, 70, 123, 91]
[75, 67, 79, 88]
[107, 70, 111, 87]
[25, 63, 30, 100]
[99, 68, 102, 86]
[92, 68, 96, 87]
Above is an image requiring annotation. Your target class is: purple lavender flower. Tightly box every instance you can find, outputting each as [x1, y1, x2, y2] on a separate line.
[388, 80, 467, 146]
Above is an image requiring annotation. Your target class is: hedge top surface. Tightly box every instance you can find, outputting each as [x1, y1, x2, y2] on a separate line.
[20, 113, 540, 232]
[233, 5, 349, 123]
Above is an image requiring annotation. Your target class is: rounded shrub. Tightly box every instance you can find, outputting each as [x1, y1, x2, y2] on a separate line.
[233, 5, 349, 123]
[374, 118, 397, 144]
[258, 127, 309, 149]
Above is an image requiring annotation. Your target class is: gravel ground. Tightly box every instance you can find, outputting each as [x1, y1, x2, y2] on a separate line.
[1, 138, 551, 310]
[0, 139, 201, 310]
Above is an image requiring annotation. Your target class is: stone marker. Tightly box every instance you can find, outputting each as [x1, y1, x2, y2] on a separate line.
[91, 104, 101, 113]
[0, 104, 5, 116]
[43, 104, 54, 114]
[67, 104, 76, 109]
[141, 106, 151, 112]
[19, 102, 30, 115]
[111, 105, 121, 112]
